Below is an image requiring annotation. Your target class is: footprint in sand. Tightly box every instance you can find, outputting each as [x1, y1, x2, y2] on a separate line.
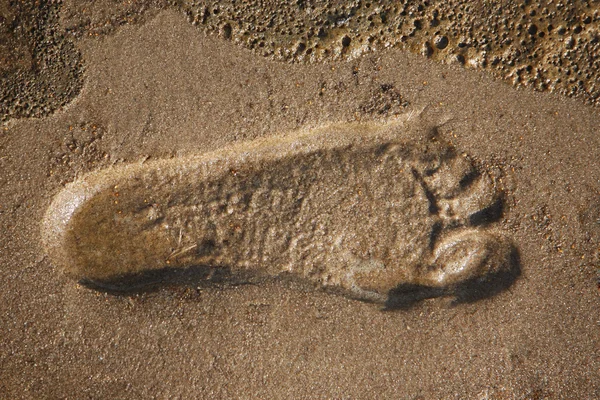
[41, 114, 519, 307]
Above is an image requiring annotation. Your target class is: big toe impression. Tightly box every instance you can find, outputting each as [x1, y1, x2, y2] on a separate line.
[425, 230, 514, 287]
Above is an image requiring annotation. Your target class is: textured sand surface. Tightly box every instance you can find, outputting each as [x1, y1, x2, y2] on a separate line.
[1, 9, 599, 399]
[41, 118, 515, 304]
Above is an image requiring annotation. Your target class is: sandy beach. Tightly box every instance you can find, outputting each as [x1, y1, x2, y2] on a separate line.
[1, 4, 599, 399]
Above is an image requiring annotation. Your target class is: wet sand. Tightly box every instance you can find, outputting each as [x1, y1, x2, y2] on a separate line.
[1, 10, 599, 399]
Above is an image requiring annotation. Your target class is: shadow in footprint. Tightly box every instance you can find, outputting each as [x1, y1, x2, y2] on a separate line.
[80, 265, 258, 296]
[81, 245, 521, 310]
[384, 245, 521, 310]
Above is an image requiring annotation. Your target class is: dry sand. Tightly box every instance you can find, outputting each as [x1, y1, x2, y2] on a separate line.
[1, 9, 599, 399]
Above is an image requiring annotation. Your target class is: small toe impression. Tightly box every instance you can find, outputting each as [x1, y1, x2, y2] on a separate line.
[423, 154, 475, 199]
[424, 155, 502, 225]
[426, 230, 515, 287]
[455, 172, 503, 225]
[438, 170, 504, 225]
